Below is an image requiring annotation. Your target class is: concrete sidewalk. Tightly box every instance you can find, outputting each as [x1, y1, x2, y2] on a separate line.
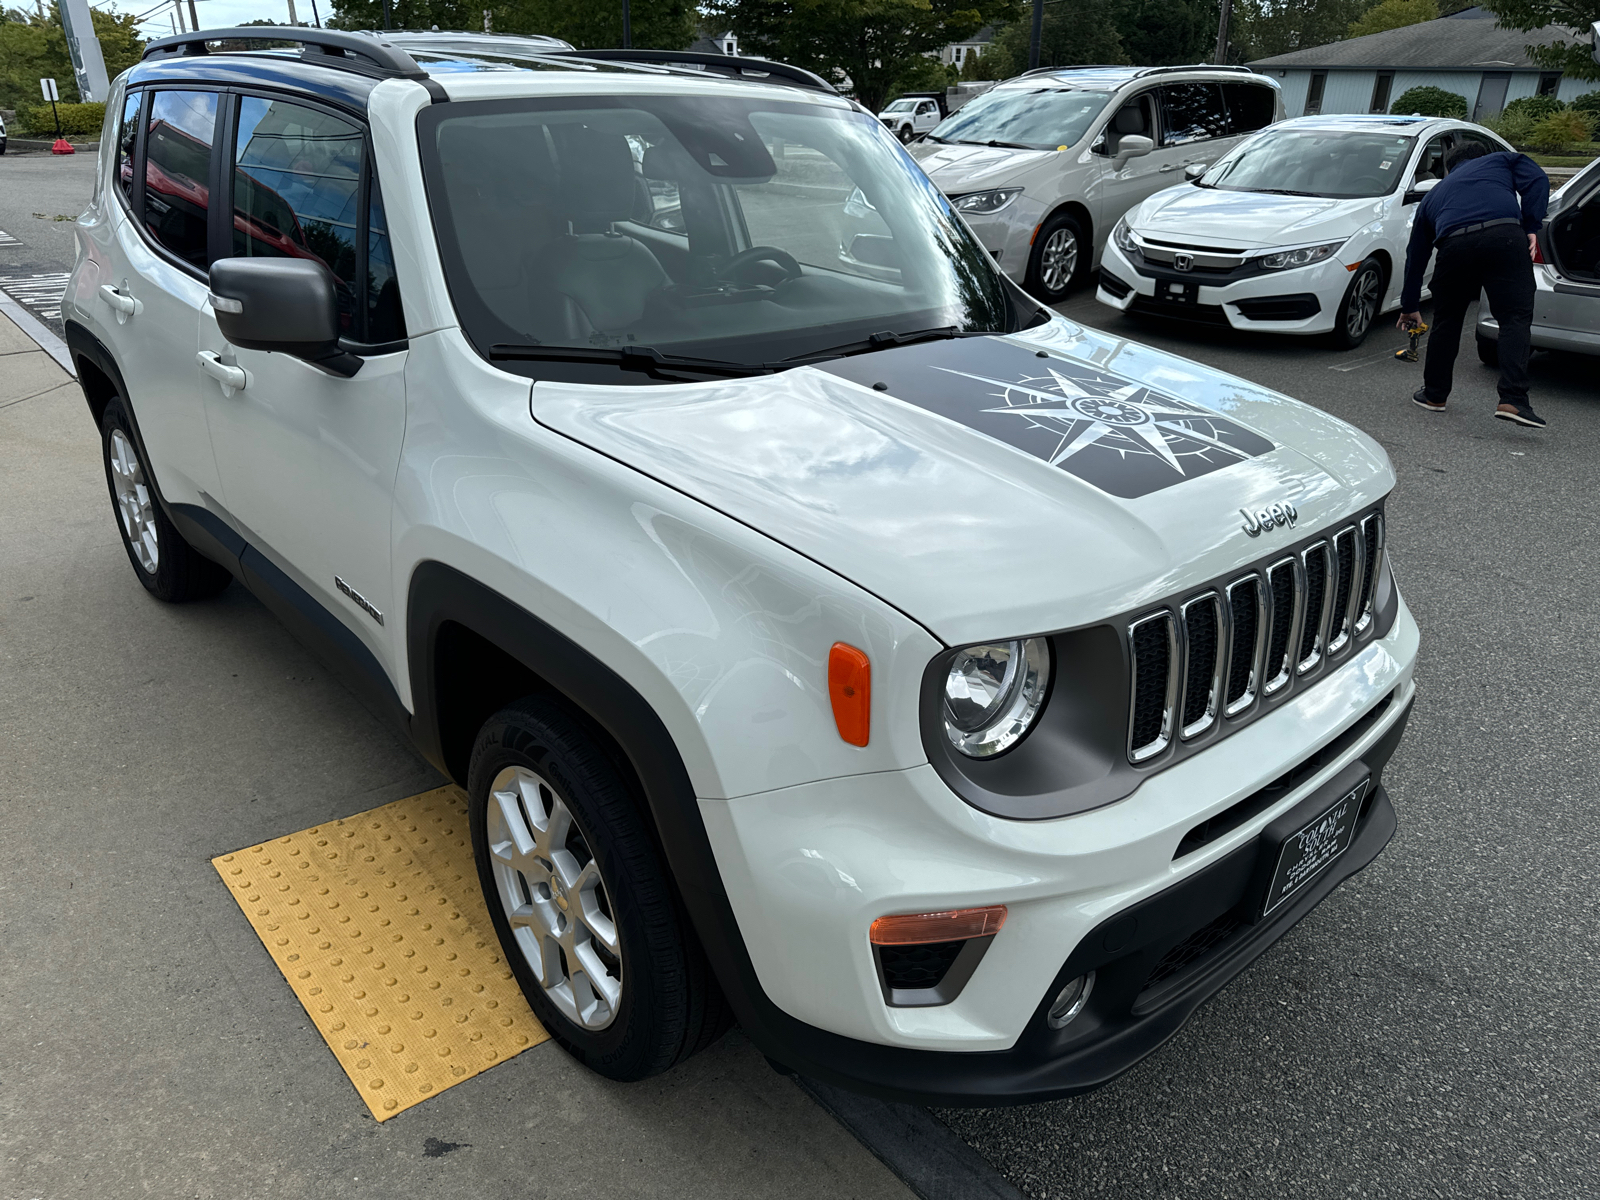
[0, 310, 914, 1200]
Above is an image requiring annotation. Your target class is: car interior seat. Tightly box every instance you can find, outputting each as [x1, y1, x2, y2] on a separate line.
[1106, 100, 1151, 155]
[543, 127, 670, 335]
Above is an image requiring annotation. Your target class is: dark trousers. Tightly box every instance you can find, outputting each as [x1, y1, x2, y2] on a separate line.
[1422, 224, 1535, 406]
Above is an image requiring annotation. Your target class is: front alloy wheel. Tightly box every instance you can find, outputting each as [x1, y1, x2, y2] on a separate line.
[1027, 212, 1084, 304]
[1332, 259, 1383, 349]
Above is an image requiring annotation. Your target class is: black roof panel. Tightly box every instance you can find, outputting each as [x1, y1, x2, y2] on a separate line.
[127, 52, 384, 113]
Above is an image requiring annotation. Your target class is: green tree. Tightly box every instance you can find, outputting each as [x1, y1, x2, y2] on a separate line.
[0, 7, 142, 111]
[1483, 0, 1600, 82]
[977, 0, 1127, 81]
[1346, 0, 1435, 38]
[1232, 0, 1374, 61]
[328, 0, 480, 32]
[704, 0, 1021, 112]
[495, 0, 697, 50]
[1122, 0, 1214, 66]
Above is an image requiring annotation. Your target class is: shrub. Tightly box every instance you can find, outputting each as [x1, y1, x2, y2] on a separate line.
[1502, 94, 1564, 122]
[17, 100, 106, 138]
[1389, 85, 1467, 118]
[1479, 109, 1537, 146]
[1528, 108, 1596, 153]
[1570, 91, 1600, 117]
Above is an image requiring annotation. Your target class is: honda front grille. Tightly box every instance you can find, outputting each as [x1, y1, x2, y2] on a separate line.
[1125, 513, 1386, 764]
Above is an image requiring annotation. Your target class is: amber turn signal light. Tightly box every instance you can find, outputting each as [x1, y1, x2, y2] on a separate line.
[869, 905, 1008, 945]
[828, 642, 871, 747]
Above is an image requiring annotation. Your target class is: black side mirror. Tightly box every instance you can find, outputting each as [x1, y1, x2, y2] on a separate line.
[208, 258, 362, 378]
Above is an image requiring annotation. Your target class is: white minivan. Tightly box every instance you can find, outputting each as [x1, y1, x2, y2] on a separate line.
[912, 65, 1282, 303]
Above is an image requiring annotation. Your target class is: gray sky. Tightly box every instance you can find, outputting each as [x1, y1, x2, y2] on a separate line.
[104, 0, 339, 41]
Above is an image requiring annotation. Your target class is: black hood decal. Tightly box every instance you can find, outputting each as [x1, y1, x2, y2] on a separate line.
[817, 337, 1275, 500]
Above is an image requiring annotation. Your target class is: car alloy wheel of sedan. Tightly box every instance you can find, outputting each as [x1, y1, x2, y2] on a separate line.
[1346, 266, 1380, 340]
[486, 764, 624, 1031]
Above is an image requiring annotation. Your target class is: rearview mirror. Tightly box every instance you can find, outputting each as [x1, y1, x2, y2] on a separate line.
[1113, 134, 1153, 171]
[1403, 176, 1441, 205]
[1184, 162, 1207, 182]
[208, 258, 361, 377]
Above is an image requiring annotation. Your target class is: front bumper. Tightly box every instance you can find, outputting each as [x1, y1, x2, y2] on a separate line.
[1477, 267, 1600, 357]
[951, 195, 1046, 281]
[701, 599, 1418, 1104]
[1096, 240, 1357, 336]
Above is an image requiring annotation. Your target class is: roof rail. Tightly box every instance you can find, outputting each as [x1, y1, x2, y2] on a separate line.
[1133, 63, 1259, 76]
[545, 48, 837, 94]
[1019, 63, 1132, 75]
[141, 27, 428, 79]
[1020, 62, 1260, 78]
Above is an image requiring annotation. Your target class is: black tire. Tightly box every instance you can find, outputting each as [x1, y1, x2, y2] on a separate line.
[897, 124, 912, 143]
[99, 395, 231, 602]
[1476, 333, 1500, 366]
[468, 696, 731, 1081]
[1025, 210, 1085, 304]
[1330, 258, 1384, 349]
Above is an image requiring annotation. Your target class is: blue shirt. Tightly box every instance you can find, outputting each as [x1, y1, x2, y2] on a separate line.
[1400, 151, 1549, 311]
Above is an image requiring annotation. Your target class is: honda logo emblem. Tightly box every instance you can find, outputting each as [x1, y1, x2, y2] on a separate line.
[1173, 253, 1194, 272]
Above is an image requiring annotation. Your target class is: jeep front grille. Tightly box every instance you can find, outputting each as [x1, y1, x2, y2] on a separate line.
[1125, 513, 1386, 764]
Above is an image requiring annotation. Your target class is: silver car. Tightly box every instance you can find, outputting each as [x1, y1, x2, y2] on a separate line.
[1477, 156, 1600, 362]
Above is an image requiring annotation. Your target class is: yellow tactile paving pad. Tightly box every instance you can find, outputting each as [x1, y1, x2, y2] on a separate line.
[213, 785, 549, 1120]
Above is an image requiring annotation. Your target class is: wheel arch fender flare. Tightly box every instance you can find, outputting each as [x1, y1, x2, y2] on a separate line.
[1033, 201, 1095, 269]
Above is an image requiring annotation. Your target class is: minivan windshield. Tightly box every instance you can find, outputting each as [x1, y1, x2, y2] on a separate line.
[929, 87, 1112, 150]
[418, 95, 1014, 377]
[1202, 127, 1416, 199]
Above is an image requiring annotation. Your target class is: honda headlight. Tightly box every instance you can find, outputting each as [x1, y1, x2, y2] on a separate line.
[1112, 218, 1141, 259]
[1257, 240, 1345, 270]
[952, 188, 1024, 215]
[942, 638, 1052, 758]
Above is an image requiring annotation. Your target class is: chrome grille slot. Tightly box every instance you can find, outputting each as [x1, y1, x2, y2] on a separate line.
[1179, 592, 1223, 739]
[1327, 526, 1360, 655]
[1356, 513, 1384, 634]
[1297, 540, 1333, 674]
[1224, 574, 1265, 716]
[1128, 612, 1178, 763]
[1262, 556, 1299, 696]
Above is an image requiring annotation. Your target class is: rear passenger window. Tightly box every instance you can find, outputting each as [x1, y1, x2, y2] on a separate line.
[1222, 83, 1274, 135]
[233, 97, 364, 335]
[366, 183, 406, 344]
[115, 91, 142, 209]
[144, 90, 217, 269]
[1161, 83, 1228, 145]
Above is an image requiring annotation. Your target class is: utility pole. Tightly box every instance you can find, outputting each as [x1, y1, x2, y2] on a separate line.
[173, 0, 184, 32]
[381, 0, 391, 30]
[1028, 0, 1043, 70]
[188, 0, 198, 30]
[287, 0, 299, 24]
[310, 0, 322, 26]
[1213, 0, 1233, 63]
[621, 0, 631, 47]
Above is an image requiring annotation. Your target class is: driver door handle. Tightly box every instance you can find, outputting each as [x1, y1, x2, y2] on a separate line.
[98, 284, 142, 323]
[1159, 163, 1177, 172]
[196, 350, 249, 396]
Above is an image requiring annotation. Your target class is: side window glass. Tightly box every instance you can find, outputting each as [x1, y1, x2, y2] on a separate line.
[1101, 93, 1154, 155]
[1411, 135, 1448, 186]
[366, 182, 406, 344]
[115, 91, 141, 209]
[1161, 83, 1227, 145]
[1221, 83, 1274, 135]
[144, 90, 217, 269]
[232, 96, 364, 336]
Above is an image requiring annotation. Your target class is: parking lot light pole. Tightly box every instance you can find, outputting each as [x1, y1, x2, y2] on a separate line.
[621, 0, 632, 48]
[1028, 0, 1043, 69]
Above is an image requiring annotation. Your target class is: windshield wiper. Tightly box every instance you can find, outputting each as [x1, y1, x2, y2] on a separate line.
[943, 137, 1039, 150]
[1253, 188, 1323, 197]
[489, 343, 771, 377]
[782, 325, 993, 364]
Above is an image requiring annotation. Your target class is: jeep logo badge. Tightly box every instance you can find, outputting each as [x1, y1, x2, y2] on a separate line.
[1241, 501, 1297, 537]
[1173, 253, 1194, 272]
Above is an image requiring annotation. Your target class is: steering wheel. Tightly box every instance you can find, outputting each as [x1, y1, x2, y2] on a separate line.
[717, 245, 803, 285]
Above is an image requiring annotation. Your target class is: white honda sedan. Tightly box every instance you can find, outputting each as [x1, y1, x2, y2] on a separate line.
[1097, 116, 1512, 348]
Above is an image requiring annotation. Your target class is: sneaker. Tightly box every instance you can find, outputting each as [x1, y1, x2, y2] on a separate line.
[1494, 403, 1547, 428]
[1412, 389, 1447, 412]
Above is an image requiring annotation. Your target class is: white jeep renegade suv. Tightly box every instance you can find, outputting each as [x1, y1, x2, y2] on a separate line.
[68, 29, 1416, 1105]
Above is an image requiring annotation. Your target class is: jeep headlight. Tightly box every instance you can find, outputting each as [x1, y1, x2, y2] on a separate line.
[952, 188, 1024, 215]
[1257, 240, 1345, 270]
[942, 638, 1052, 758]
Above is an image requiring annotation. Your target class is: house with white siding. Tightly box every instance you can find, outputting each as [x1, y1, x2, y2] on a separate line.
[1249, 6, 1595, 121]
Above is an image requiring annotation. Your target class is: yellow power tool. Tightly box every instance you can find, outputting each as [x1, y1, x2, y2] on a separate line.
[1395, 320, 1429, 362]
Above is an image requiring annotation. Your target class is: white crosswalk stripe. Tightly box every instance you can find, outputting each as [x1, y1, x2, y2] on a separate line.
[0, 271, 71, 321]
[0, 229, 21, 247]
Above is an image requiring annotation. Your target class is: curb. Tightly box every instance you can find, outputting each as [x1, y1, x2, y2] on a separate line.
[795, 1076, 1023, 1200]
[0, 292, 75, 375]
[6, 137, 99, 153]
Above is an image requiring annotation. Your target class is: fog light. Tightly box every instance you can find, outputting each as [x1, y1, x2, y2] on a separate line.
[1047, 972, 1095, 1029]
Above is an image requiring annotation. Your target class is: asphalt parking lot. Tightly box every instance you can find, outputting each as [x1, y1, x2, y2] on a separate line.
[3, 149, 1598, 1199]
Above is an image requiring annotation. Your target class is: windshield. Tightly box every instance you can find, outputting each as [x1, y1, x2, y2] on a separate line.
[1203, 128, 1416, 199]
[883, 99, 914, 112]
[930, 87, 1112, 150]
[418, 96, 1013, 377]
